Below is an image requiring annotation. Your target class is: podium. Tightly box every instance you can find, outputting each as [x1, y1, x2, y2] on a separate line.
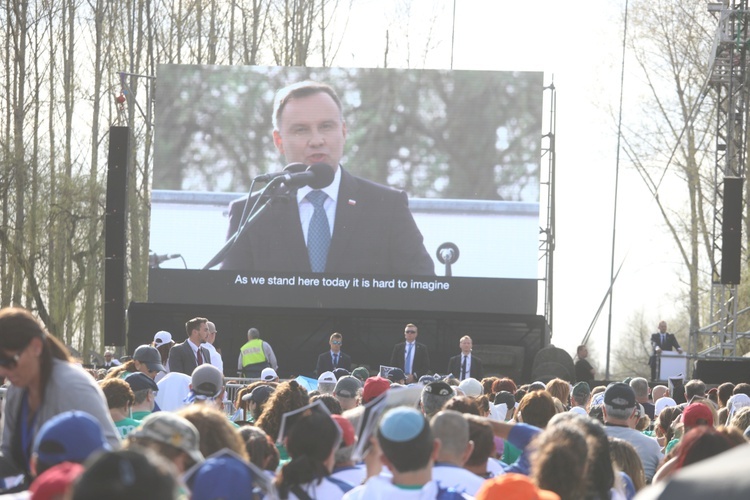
[659, 351, 687, 380]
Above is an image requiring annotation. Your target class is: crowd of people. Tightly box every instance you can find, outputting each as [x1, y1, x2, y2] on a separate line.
[0, 308, 749, 499]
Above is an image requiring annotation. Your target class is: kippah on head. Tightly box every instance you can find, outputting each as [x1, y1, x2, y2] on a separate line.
[423, 381, 453, 396]
[379, 407, 425, 443]
[572, 381, 591, 397]
[351, 367, 369, 382]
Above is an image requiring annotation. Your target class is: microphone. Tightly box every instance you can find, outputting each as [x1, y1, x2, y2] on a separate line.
[277, 163, 335, 189]
[254, 163, 307, 182]
[436, 242, 459, 277]
[436, 242, 459, 265]
[149, 253, 182, 267]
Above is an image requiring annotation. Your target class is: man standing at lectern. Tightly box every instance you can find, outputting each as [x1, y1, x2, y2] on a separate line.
[649, 320, 683, 381]
[220, 81, 434, 275]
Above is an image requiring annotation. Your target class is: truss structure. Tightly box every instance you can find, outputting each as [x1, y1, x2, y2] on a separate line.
[540, 82, 556, 331]
[695, 1, 750, 362]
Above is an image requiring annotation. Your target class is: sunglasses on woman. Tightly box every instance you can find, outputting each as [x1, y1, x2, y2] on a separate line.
[0, 345, 27, 369]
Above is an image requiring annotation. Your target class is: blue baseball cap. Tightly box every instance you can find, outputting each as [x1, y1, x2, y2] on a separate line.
[33, 411, 111, 467]
[189, 453, 254, 500]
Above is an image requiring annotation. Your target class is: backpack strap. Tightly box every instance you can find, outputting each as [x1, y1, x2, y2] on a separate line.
[326, 476, 354, 493]
[291, 485, 313, 500]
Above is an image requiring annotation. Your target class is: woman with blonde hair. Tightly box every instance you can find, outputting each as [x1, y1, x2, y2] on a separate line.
[546, 378, 571, 409]
[609, 437, 645, 492]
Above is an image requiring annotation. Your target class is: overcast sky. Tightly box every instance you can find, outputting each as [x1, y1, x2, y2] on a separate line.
[337, 0, 691, 370]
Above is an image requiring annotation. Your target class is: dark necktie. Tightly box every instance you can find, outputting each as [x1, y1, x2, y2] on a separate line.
[661, 334, 666, 346]
[461, 355, 467, 380]
[196, 348, 203, 366]
[333, 353, 339, 367]
[306, 190, 331, 273]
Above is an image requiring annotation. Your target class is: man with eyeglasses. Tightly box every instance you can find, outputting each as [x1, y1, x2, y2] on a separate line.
[315, 332, 351, 376]
[390, 323, 431, 384]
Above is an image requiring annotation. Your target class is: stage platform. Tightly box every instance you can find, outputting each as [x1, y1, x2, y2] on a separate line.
[127, 302, 550, 382]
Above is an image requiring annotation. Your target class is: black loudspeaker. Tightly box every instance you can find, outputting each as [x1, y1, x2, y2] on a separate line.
[721, 177, 743, 285]
[694, 359, 750, 384]
[104, 126, 129, 346]
[669, 377, 686, 405]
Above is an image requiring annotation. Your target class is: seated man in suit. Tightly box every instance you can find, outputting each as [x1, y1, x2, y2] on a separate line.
[447, 335, 483, 381]
[220, 80, 434, 276]
[315, 332, 352, 376]
[649, 320, 683, 381]
[390, 323, 430, 384]
[168, 317, 212, 376]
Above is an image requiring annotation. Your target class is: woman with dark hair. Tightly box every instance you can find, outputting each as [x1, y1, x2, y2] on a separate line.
[276, 410, 352, 499]
[256, 380, 310, 442]
[0, 308, 120, 479]
[177, 405, 248, 461]
[530, 424, 589, 500]
[239, 426, 280, 472]
[548, 412, 626, 500]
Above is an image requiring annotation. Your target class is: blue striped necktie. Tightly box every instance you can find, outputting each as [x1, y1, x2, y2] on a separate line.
[306, 190, 330, 272]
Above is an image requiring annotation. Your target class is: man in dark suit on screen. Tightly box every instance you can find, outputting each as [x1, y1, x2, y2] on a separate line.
[390, 323, 431, 383]
[220, 81, 434, 275]
[168, 317, 212, 376]
[649, 320, 683, 381]
[447, 335, 484, 381]
[315, 332, 352, 376]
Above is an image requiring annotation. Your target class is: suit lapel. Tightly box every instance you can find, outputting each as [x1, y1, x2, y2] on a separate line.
[269, 194, 311, 271]
[326, 168, 360, 268]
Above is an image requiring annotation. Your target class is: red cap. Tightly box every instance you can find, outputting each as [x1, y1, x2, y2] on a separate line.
[362, 376, 390, 403]
[331, 414, 355, 447]
[476, 473, 560, 500]
[682, 403, 714, 428]
[29, 462, 85, 500]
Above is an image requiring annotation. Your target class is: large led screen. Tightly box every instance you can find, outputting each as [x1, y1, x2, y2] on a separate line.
[149, 65, 543, 314]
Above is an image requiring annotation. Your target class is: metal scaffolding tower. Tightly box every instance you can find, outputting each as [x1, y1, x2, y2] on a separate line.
[540, 82, 557, 332]
[696, 1, 750, 362]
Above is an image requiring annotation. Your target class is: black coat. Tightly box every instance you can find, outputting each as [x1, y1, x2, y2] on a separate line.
[220, 167, 434, 275]
[447, 354, 484, 380]
[390, 341, 431, 379]
[315, 351, 352, 376]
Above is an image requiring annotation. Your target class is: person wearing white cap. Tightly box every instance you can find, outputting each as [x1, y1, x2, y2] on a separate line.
[458, 378, 483, 398]
[152, 331, 173, 382]
[318, 371, 337, 394]
[102, 350, 121, 369]
[204, 321, 224, 374]
[261, 367, 279, 382]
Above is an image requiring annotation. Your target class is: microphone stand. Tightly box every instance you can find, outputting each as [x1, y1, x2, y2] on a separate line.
[203, 177, 294, 270]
